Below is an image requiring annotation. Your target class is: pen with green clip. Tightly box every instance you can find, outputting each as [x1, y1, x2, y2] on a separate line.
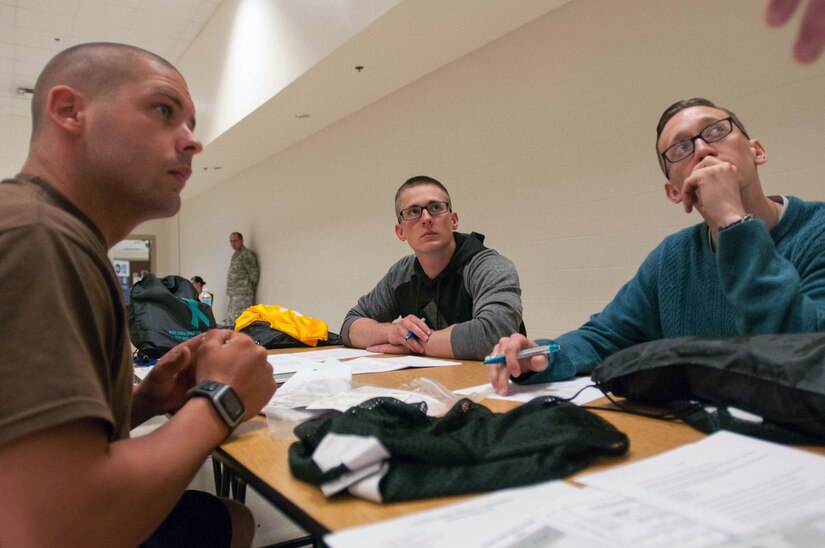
[482, 343, 560, 365]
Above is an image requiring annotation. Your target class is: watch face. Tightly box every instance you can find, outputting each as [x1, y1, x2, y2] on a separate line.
[218, 390, 245, 421]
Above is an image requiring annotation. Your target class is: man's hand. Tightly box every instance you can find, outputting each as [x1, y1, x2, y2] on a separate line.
[680, 157, 747, 229]
[366, 342, 412, 355]
[191, 330, 275, 421]
[132, 336, 206, 425]
[766, 0, 825, 63]
[486, 334, 549, 396]
[385, 314, 432, 354]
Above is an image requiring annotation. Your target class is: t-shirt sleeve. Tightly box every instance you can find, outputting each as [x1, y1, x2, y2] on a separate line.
[0, 224, 116, 447]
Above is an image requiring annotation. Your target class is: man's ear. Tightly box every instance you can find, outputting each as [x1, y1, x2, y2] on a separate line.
[45, 85, 85, 136]
[750, 138, 767, 166]
[395, 223, 406, 242]
[450, 211, 458, 230]
[664, 182, 682, 204]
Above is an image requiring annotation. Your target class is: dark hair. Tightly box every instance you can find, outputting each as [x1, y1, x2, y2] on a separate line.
[230, 232, 243, 241]
[655, 98, 750, 173]
[191, 276, 205, 285]
[394, 175, 452, 216]
[31, 42, 180, 135]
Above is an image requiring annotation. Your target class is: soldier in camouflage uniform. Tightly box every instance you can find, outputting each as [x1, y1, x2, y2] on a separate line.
[226, 232, 259, 326]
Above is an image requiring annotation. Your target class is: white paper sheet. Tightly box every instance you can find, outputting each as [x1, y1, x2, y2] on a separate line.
[325, 480, 731, 548]
[306, 385, 448, 416]
[578, 431, 825, 537]
[271, 348, 379, 361]
[268, 353, 460, 381]
[454, 376, 603, 405]
[133, 366, 153, 381]
[265, 366, 352, 410]
[345, 356, 460, 374]
[267, 355, 345, 383]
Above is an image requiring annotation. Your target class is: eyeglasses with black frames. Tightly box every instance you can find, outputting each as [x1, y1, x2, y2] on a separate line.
[661, 117, 743, 177]
[398, 201, 451, 222]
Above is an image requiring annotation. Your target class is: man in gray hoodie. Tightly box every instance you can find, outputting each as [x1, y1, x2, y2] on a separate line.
[341, 176, 525, 360]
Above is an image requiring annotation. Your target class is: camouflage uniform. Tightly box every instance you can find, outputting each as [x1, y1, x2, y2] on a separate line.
[226, 247, 259, 326]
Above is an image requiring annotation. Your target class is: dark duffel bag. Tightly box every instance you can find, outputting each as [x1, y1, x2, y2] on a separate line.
[128, 274, 216, 360]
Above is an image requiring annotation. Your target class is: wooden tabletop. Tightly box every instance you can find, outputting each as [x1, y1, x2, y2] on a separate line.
[215, 350, 727, 537]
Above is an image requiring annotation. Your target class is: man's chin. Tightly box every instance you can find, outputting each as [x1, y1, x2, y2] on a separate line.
[412, 240, 446, 254]
[153, 195, 182, 219]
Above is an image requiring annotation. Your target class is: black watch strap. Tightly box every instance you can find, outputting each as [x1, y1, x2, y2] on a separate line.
[186, 380, 245, 432]
[719, 214, 754, 232]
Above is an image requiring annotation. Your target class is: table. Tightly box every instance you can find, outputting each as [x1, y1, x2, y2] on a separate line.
[213, 351, 723, 539]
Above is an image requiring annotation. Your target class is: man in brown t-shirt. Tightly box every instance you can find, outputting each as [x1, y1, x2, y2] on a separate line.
[0, 43, 276, 546]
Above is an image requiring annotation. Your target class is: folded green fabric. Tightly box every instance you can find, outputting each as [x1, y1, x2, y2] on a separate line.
[289, 397, 629, 503]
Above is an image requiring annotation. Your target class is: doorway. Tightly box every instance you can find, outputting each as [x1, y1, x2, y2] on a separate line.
[111, 235, 156, 303]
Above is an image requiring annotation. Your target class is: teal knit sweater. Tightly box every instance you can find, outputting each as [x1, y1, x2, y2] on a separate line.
[527, 196, 825, 383]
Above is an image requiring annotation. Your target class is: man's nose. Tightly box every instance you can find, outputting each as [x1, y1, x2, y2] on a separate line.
[693, 136, 717, 161]
[419, 208, 434, 223]
[178, 125, 203, 156]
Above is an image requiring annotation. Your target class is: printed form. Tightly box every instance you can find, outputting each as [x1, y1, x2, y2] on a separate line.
[578, 430, 825, 537]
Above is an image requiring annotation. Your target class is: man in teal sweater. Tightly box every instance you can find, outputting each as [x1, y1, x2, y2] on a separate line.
[488, 98, 825, 394]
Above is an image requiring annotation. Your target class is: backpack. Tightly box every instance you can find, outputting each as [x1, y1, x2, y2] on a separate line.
[127, 274, 216, 360]
[591, 333, 825, 444]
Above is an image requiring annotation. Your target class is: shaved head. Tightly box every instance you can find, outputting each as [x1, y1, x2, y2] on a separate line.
[31, 42, 181, 135]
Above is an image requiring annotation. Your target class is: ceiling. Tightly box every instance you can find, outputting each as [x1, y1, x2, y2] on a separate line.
[182, 0, 572, 199]
[1, 0, 572, 200]
[0, 0, 221, 117]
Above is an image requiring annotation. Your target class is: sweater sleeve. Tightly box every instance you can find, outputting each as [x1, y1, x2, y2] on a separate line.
[520, 244, 666, 383]
[340, 259, 409, 346]
[450, 251, 524, 360]
[716, 217, 825, 333]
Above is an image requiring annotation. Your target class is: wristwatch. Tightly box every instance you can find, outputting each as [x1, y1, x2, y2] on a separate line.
[719, 214, 754, 232]
[187, 380, 245, 431]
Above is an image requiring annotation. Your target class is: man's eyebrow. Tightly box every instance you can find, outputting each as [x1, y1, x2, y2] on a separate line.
[667, 117, 724, 145]
[404, 200, 443, 208]
[157, 88, 182, 108]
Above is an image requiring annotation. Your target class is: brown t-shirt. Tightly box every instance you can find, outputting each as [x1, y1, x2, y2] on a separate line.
[0, 174, 133, 447]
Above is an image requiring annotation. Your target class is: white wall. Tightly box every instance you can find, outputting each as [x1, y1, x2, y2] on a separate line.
[0, 114, 30, 177]
[131, 0, 825, 336]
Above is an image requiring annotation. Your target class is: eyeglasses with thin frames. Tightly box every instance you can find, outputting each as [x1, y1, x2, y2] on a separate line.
[398, 201, 451, 222]
[660, 117, 742, 178]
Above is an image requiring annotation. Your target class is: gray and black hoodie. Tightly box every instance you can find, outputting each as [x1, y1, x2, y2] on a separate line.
[341, 232, 525, 360]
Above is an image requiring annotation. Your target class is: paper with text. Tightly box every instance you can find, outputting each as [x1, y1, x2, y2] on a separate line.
[578, 431, 825, 536]
[325, 480, 732, 548]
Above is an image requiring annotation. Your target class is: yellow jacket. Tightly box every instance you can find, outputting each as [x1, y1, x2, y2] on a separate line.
[234, 304, 328, 346]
